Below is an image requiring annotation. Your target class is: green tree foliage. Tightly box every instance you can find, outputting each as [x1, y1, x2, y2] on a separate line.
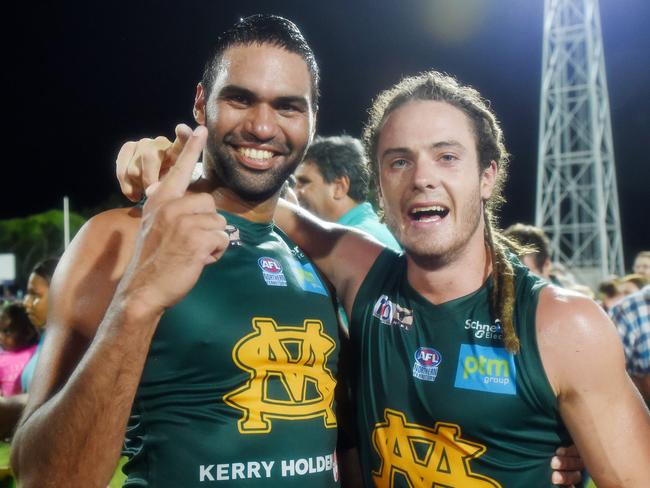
[0, 210, 85, 288]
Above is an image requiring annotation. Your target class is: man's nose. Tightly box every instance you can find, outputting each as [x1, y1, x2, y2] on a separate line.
[412, 158, 440, 191]
[244, 104, 277, 142]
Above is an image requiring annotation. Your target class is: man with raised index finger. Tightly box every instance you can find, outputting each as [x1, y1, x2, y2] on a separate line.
[11, 15, 349, 487]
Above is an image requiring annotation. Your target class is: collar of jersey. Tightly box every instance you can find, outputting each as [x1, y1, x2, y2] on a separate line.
[218, 210, 275, 242]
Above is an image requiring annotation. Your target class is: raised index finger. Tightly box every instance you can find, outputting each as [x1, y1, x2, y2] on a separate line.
[147, 125, 207, 205]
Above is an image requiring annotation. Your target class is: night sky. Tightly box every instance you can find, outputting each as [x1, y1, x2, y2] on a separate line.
[5, 0, 649, 270]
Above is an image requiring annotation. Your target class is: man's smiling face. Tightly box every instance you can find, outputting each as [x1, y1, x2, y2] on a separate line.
[196, 43, 315, 202]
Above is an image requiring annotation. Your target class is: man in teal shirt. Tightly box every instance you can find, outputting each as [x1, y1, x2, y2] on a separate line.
[294, 135, 400, 250]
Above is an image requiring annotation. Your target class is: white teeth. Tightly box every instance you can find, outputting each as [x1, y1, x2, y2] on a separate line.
[238, 147, 274, 160]
[410, 205, 446, 214]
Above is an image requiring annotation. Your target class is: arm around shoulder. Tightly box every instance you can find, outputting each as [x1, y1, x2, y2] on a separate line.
[274, 199, 386, 314]
[536, 286, 650, 487]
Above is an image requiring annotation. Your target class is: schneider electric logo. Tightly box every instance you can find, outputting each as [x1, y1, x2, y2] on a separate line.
[453, 344, 516, 396]
[464, 318, 503, 340]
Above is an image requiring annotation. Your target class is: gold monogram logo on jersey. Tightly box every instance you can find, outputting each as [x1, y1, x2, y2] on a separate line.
[372, 409, 501, 487]
[224, 317, 338, 434]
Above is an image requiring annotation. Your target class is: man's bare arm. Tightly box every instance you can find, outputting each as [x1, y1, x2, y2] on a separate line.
[11, 208, 145, 486]
[11, 127, 229, 487]
[0, 394, 28, 438]
[631, 373, 650, 406]
[538, 287, 650, 487]
[274, 199, 384, 315]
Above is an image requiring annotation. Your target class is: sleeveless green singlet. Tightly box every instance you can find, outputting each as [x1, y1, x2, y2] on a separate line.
[122, 212, 341, 487]
[350, 249, 571, 487]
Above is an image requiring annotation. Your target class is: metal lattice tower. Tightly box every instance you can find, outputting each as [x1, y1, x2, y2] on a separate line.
[536, 0, 624, 286]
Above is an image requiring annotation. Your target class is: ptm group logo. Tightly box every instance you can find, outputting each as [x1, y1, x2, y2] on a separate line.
[454, 344, 516, 395]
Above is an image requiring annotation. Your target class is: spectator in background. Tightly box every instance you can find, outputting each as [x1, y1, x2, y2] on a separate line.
[0, 257, 58, 439]
[0, 258, 59, 486]
[294, 135, 400, 250]
[503, 223, 599, 297]
[633, 251, 650, 280]
[20, 257, 59, 392]
[610, 285, 650, 406]
[0, 303, 38, 397]
[503, 223, 555, 281]
[620, 273, 648, 295]
[597, 278, 626, 312]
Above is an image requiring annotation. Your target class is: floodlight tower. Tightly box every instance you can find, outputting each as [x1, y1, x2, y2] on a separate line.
[536, 0, 624, 286]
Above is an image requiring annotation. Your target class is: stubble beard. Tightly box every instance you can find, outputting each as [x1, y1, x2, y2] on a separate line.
[384, 193, 484, 270]
[204, 131, 306, 203]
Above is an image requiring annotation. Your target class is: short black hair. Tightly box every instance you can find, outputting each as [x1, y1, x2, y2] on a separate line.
[0, 302, 39, 348]
[31, 257, 60, 284]
[303, 135, 369, 202]
[201, 14, 319, 111]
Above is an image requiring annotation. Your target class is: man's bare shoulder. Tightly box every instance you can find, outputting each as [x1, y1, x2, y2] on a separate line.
[536, 284, 623, 395]
[536, 285, 614, 337]
[48, 207, 142, 338]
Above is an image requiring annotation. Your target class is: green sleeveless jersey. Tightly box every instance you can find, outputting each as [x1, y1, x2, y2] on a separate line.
[350, 249, 571, 487]
[123, 212, 341, 487]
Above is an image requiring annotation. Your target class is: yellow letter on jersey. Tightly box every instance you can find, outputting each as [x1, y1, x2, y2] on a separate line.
[372, 409, 501, 487]
[224, 317, 338, 434]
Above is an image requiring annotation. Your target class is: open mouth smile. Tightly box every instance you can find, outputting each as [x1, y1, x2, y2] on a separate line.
[233, 146, 281, 170]
[408, 204, 450, 223]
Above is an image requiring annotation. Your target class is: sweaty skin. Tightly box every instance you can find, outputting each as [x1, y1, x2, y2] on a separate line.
[11, 127, 227, 487]
[113, 137, 595, 485]
[10, 43, 362, 488]
[278, 99, 650, 486]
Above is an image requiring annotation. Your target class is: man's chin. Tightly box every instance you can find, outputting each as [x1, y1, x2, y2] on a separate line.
[230, 180, 285, 203]
[401, 239, 458, 267]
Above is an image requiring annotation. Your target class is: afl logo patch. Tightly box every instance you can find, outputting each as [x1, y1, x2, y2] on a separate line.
[258, 257, 287, 287]
[413, 347, 442, 382]
[258, 257, 283, 273]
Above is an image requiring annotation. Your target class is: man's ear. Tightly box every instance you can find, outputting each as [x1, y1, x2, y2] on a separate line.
[480, 160, 498, 200]
[333, 175, 350, 200]
[193, 83, 206, 125]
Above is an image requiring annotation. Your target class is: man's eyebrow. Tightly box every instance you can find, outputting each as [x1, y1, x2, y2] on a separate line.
[380, 147, 413, 161]
[274, 95, 309, 109]
[431, 139, 465, 150]
[380, 140, 468, 160]
[218, 85, 309, 109]
[430, 140, 466, 151]
[218, 85, 257, 100]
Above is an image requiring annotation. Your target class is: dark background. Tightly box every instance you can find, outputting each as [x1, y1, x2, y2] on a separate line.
[5, 0, 649, 269]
